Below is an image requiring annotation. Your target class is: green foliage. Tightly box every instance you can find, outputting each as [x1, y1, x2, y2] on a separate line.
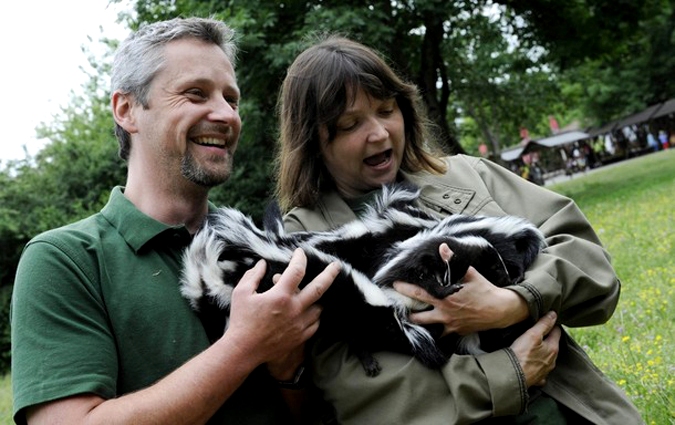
[501, 0, 645, 69]
[446, 5, 567, 151]
[556, 0, 675, 125]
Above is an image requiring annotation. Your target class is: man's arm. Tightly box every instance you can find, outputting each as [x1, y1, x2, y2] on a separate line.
[26, 249, 339, 425]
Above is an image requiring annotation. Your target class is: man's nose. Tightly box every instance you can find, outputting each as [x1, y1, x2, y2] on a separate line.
[209, 96, 240, 124]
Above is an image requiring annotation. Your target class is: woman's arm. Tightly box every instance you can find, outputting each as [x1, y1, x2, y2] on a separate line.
[474, 157, 621, 326]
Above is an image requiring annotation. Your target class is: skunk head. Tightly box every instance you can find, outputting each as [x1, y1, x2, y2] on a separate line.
[374, 233, 509, 301]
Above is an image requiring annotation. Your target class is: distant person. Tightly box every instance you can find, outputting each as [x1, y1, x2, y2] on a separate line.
[647, 132, 659, 151]
[658, 130, 669, 149]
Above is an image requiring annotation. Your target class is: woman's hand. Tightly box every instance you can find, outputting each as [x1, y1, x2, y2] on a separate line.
[393, 244, 529, 336]
[511, 311, 561, 387]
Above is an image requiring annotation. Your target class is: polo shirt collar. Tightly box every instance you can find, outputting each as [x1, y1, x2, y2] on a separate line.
[100, 186, 197, 254]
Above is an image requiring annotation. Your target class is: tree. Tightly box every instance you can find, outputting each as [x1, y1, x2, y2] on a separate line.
[504, 0, 675, 125]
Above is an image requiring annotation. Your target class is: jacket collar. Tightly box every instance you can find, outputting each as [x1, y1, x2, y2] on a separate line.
[402, 163, 475, 215]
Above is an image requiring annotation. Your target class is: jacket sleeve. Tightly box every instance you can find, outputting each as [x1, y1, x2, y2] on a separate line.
[442, 349, 529, 420]
[470, 157, 621, 327]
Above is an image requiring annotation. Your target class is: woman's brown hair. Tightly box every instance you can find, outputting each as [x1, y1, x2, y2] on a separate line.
[275, 35, 446, 212]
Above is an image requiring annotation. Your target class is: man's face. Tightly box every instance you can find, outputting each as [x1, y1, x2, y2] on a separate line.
[132, 38, 241, 188]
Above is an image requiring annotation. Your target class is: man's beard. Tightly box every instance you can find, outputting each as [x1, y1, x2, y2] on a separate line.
[181, 150, 233, 188]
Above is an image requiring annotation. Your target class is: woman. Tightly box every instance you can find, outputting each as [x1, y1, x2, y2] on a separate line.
[274, 36, 642, 424]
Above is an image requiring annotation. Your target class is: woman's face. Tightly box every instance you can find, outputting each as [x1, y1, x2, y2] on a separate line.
[319, 87, 405, 199]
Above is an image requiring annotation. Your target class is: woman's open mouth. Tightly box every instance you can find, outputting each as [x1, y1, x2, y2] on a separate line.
[363, 149, 393, 167]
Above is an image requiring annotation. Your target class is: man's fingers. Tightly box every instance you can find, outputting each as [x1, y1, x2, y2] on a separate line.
[298, 261, 340, 306]
[237, 259, 267, 292]
[275, 248, 307, 291]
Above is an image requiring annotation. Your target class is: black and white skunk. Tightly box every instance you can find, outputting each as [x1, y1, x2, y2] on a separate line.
[180, 183, 546, 376]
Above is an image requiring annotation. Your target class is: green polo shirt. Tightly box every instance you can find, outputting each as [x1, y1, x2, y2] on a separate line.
[11, 186, 290, 424]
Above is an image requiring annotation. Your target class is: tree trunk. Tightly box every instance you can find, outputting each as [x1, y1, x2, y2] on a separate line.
[418, 13, 465, 155]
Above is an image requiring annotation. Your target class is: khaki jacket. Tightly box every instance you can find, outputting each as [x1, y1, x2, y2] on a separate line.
[284, 155, 643, 424]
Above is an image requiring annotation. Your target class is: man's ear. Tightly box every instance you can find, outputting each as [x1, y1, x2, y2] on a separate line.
[111, 91, 138, 134]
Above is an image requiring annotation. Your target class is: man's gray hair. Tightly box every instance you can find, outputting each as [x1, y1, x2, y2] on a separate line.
[111, 17, 237, 160]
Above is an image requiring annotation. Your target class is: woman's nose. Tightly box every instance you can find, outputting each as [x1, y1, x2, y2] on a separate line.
[367, 118, 389, 142]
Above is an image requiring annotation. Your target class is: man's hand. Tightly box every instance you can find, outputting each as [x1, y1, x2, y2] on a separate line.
[510, 311, 561, 387]
[226, 248, 339, 377]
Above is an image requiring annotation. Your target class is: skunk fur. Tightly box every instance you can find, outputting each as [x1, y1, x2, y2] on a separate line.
[180, 183, 546, 376]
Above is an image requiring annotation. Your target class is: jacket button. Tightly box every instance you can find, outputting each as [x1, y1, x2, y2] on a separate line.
[454, 198, 462, 204]
[443, 194, 450, 199]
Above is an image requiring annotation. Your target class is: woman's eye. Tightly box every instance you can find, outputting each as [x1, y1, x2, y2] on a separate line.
[337, 121, 358, 132]
[380, 100, 397, 116]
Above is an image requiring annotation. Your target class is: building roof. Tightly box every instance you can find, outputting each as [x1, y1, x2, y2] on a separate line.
[587, 120, 618, 137]
[499, 130, 590, 162]
[651, 98, 675, 119]
[614, 103, 664, 129]
[586, 97, 675, 137]
[500, 145, 525, 162]
[533, 130, 590, 148]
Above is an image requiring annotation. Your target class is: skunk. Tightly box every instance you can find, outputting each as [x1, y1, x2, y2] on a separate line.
[180, 183, 546, 376]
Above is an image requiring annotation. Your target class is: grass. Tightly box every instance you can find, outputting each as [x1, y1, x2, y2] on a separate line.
[2, 150, 673, 424]
[0, 374, 10, 424]
[549, 149, 675, 424]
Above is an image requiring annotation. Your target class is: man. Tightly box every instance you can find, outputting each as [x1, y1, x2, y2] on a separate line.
[11, 17, 338, 424]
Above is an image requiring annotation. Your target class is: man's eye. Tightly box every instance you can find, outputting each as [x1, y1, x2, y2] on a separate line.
[225, 96, 239, 108]
[186, 89, 207, 100]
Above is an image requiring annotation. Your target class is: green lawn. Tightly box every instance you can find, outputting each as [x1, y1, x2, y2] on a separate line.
[0, 374, 10, 424]
[550, 149, 675, 425]
[3, 149, 674, 424]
